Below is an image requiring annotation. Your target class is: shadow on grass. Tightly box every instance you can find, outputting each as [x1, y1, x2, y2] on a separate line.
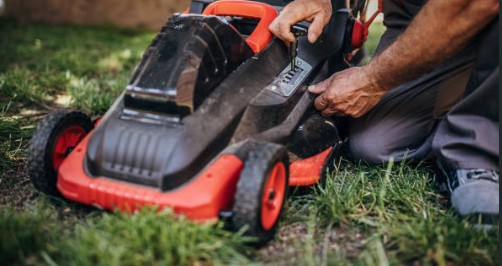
[0, 17, 155, 116]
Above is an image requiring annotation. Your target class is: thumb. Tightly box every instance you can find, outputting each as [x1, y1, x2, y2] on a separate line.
[308, 79, 329, 94]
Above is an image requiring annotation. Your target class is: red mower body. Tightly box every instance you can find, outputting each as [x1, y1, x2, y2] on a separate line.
[57, 133, 332, 221]
[58, 134, 244, 222]
[29, 0, 370, 243]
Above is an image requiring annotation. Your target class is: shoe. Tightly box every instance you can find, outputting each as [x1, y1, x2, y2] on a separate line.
[437, 163, 499, 224]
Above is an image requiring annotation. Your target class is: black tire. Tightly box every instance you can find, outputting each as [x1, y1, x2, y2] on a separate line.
[232, 142, 289, 245]
[28, 110, 93, 196]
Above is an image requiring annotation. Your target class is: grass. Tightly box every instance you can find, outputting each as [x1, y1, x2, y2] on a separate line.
[0, 18, 154, 116]
[285, 161, 499, 265]
[0, 203, 251, 265]
[0, 109, 31, 176]
[365, 18, 385, 58]
[0, 16, 498, 266]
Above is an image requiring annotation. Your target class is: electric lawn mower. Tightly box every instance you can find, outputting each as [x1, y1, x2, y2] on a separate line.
[28, 0, 379, 244]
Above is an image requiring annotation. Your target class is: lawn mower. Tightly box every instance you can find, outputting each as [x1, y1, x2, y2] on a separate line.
[28, 0, 379, 243]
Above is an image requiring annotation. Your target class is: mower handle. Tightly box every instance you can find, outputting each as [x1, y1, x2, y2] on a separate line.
[202, 0, 278, 53]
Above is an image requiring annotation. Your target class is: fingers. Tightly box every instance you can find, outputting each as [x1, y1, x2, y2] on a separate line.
[269, 0, 331, 43]
[318, 104, 349, 118]
[308, 78, 329, 94]
[310, 75, 335, 112]
[309, 66, 384, 119]
[321, 108, 341, 118]
[269, 19, 295, 43]
[313, 93, 329, 111]
[307, 15, 325, 43]
[269, 4, 308, 43]
[313, 92, 363, 118]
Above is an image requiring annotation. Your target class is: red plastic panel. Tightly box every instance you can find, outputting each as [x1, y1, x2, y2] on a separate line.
[289, 147, 333, 187]
[57, 134, 244, 222]
[203, 0, 278, 53]
[352, 0, 382, 49]
[351, 19, 367, 49]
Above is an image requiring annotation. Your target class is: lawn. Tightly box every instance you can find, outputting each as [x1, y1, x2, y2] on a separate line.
[0, 15, 499, 266]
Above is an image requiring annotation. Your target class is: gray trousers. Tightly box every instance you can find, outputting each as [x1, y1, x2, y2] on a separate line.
[347, 0, 499, 171]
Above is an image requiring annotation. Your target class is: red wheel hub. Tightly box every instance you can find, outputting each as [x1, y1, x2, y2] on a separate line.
[261, 162, 287, 230]
[52, 125, 87, 170]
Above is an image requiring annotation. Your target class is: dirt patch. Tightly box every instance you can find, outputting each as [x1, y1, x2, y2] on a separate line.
[0, 157, 97, 222]
[257, 221, 367, 264]
[0, 160, 37, 208]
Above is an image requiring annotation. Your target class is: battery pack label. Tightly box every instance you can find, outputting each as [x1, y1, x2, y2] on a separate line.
[266, 57, 312, 97]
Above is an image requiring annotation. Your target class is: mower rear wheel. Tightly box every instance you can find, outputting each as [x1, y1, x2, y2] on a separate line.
[28, 110, 93, 196]
[232, 142, 289, 245]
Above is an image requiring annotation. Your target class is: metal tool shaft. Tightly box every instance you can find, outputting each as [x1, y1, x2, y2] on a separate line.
[291, 38, 298, 70]
[289, 25, 307, 70]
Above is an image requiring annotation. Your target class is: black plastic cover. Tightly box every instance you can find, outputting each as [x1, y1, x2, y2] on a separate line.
[124, 15, 253, 118]
[85, 37, 289, 190]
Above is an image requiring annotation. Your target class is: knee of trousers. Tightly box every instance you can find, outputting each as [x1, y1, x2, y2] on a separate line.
[347, 130, 399, 165]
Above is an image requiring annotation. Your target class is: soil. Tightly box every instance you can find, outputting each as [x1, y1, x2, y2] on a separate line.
[257, 221, 366, 264]
[0, 104, 95, 217]
[0, 162, 35, 208]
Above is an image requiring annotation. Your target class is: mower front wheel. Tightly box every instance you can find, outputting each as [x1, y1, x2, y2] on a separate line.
[28, 110, 93, 196]
[232, 142, 289, 244]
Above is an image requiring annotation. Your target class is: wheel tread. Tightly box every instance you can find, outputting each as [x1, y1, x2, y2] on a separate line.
[28, 110, 92, 196]
[232, 142, 289, 244]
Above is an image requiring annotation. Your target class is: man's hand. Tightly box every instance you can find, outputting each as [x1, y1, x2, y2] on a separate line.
[268, 0, 332, 43]
[308, 67, 386, 118]
[308, 0, 498, 119]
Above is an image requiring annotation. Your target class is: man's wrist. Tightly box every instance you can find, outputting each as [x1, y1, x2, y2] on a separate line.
[362, 62, 390, 94]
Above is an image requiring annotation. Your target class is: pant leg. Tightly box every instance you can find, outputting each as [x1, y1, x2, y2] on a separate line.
[347, 51, 474, 164]
[346, 0, 475, 164]
[432, 18, 499, 171]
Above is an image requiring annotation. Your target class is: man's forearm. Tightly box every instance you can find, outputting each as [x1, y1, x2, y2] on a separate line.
[366, 0, 499, 92]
